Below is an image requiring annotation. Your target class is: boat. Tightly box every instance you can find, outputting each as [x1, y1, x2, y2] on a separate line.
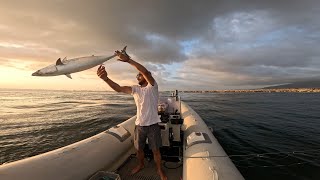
[0, 91, 244, 180]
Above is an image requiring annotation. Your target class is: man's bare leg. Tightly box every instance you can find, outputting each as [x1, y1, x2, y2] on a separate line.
[131, 149, 145, 174]
[153, 149, 167, 180]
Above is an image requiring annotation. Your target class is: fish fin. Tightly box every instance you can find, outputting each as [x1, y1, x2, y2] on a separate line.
[122, 46, 127, 52]
[65, 74, 72, 79]
[56, 58, 64, 65]
[121, 46, 130, 58]
[62, 56, 67, 62]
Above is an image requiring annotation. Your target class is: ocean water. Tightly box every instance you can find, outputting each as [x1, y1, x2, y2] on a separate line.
[0, 89, 319, 180]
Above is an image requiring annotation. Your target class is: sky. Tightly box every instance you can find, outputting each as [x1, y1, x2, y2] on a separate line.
[0, 0, 319, 91]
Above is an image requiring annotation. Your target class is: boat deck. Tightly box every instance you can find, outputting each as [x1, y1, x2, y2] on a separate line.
[117, 156, 183, 180]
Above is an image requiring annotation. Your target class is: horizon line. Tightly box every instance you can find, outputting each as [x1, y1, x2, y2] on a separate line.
[1, 87, 319, 92]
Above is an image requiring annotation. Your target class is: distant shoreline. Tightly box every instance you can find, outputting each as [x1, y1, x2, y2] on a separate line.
[180, 88, 320, 93]
[1, 88, 320, 93]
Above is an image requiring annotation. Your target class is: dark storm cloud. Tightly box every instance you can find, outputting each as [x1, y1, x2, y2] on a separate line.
[1, 0, 320, 88]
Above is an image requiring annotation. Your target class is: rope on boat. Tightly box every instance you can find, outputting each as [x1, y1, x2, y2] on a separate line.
[183, 148, 320, 158]
[183, 148, 320, 168]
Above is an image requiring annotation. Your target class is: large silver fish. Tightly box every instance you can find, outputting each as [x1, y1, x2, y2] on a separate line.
[32, 46, 127, 79]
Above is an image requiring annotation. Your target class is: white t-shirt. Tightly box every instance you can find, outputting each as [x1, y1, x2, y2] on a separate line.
[131, 81, 161, 126]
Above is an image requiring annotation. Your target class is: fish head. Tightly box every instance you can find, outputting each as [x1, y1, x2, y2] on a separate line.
[31, 70, 42, 76]
[32, 65, 58, 76]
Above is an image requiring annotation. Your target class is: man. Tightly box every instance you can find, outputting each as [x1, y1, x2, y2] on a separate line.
[97, 49, 167, 180]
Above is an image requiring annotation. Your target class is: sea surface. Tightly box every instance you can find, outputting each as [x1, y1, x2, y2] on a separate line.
[1, 89, 319, 180]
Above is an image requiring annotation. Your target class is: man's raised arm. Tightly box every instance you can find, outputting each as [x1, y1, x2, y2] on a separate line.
[97, 65, 132, 94]
[115, 49, 155, 86]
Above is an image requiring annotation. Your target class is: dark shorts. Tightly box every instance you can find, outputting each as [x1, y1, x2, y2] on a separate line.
[134, 123, 162, 150]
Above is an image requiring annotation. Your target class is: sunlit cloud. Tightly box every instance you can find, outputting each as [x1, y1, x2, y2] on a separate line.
[0, 0, 319, 90]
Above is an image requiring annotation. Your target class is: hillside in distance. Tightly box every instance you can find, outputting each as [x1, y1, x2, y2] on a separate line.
[263, 80, 320, 89]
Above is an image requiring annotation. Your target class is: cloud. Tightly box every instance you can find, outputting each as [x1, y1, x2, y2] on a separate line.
[0, 0, 320, 90]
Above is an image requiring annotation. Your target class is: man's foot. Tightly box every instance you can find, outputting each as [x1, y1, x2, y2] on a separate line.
[131, 164, 144, 175]
[158, 169, 167, 180]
